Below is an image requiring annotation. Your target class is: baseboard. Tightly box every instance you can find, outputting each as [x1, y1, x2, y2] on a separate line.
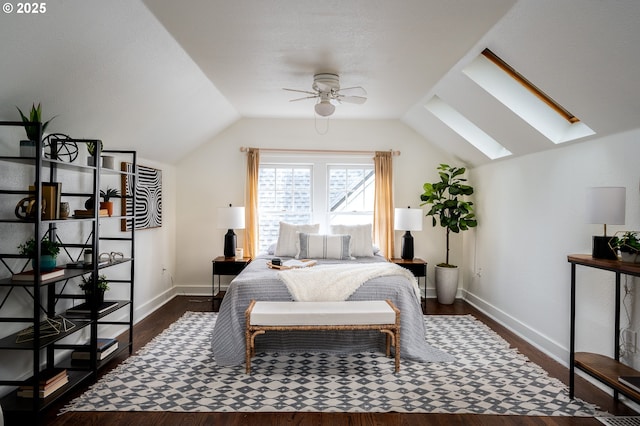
[462, 289, 568, 366]
[135, 287, 178, 323]
[174, 283, 215, 297]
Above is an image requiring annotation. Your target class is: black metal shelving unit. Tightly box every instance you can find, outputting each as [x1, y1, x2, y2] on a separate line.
[0, 122, 136, 421]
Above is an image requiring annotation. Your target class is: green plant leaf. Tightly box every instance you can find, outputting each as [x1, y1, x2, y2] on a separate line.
[420, 163, 477, 264]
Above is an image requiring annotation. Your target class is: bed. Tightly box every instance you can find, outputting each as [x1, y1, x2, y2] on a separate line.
[211, 224, 453, 366]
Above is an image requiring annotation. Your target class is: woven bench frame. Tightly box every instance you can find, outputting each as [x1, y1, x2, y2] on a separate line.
[244, 299, 400, 374]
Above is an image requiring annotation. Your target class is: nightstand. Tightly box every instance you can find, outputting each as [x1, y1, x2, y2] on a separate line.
[390, 258, 427, 313]
[212, 256, 252, 309]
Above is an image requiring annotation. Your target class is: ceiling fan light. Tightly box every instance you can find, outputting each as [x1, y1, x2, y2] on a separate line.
[315, 100, 335, 117]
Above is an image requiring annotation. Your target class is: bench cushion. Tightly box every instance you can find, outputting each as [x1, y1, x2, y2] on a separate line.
[250, 300, 396, 326]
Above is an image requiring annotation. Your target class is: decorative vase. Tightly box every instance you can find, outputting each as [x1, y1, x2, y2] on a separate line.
[102, 155, 115, 169]
[59, 202, 70, 219]
[33, 255, 56, 272]
[435, 265, 459, 304]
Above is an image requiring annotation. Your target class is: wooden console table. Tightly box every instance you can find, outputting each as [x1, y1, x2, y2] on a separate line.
[568, 254, 640, 402]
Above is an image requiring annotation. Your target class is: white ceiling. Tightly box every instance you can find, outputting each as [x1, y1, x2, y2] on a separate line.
[1, 0, 639, 166]
[142, 0, 514, 120]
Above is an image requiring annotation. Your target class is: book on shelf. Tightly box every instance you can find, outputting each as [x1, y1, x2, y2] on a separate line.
[65, 301, 118, 316]
[71, 338, 119, 361]
[11, 267, 65, 282]
[17, 368, 69, 398]
[619, 376, 640, 393]
[29, 182, 61, 220]
[73, 209, 108, 218]
[21, 368, 67, 388]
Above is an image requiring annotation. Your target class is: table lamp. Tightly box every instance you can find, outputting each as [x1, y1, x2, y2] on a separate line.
[217, 204, 245, 258]
[394, 207, 423, 260]
[585, 187, 625, 259]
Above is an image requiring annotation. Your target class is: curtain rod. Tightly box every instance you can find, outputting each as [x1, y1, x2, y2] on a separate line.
[240, 147, 400, 156]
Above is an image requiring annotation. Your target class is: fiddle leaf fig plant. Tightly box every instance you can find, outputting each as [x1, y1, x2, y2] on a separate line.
[420, 164, 477, 267]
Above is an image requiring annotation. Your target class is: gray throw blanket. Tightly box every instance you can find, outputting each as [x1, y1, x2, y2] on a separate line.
[211, 255, 454, 366]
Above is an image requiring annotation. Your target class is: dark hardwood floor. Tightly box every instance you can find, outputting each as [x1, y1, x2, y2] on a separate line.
[27, 296, 636, 425]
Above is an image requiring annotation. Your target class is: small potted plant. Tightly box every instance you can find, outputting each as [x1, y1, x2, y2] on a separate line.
[420, 164, 477, 304]
[17, 236, 61, 271]
[86, 140, 103, 166]
[100, 187, 120, 216]
[609, 231, 640, 263]
[16, 103, 56, 157]
[79, 273, 109, 305]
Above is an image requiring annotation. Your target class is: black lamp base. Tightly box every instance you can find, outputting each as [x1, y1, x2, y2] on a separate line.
[592, 235, 617, 260]
[401, 231, 414, 260]
[224, 229, 236, 258]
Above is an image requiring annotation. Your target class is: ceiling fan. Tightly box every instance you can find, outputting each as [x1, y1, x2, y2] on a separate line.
[283, 73, 367, 117]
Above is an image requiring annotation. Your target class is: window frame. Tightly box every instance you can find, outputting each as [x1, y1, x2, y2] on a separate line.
[257, 153, 374, 252]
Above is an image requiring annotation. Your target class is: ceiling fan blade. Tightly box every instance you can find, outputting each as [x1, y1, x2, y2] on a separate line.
[338, 86, 367, 97]
[283, 88, 318, 96]
[336, 95, 367, 104]
[289, 95, 319, 102]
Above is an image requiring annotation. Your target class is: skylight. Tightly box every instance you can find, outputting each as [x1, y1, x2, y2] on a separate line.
[425, 96, 512, 160]
[463, 49, 594, 144]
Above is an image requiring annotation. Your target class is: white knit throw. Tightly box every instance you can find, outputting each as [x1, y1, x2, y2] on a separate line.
[278, 262, 420, 301]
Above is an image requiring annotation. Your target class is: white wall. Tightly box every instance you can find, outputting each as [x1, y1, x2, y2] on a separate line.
[174, 117, 458, 295]
[466, 129, 640, 366]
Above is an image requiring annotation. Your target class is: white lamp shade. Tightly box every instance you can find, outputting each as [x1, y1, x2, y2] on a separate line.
[315, 100, 335, 117]
[217, 206, 245, 229]
[585, 187, 626, 225]
[394, 208, 423, 231]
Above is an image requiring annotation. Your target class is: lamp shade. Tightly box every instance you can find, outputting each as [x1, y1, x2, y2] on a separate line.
[585, 187, 625, 227]
[217, 206, 245, 230]
[315, 100, 335, 117]
[394, 208, 423, 231]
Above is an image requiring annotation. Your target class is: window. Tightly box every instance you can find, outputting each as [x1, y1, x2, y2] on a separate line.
[463, 48, 594, 144]
[327, 165, 375, 225]
[258, 165, 312, 252]
[257, 156, 374, 253]
[425, 96, 512, 160]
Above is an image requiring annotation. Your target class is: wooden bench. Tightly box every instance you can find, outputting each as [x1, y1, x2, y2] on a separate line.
[245, 299, 400, 374]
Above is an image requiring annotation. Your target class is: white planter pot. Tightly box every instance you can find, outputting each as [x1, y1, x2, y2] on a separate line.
[620, 251, 640, 263]
[102, 155, 115, 169]
[435, 265, 459, 304]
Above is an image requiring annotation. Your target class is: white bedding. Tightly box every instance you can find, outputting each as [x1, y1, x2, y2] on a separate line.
[278, 262, 420, 301]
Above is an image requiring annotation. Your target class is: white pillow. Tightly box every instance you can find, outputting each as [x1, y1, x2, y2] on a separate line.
[275, 222, 320, 257]
[297, 233, 351, 260]
[330, 224, 374, 257]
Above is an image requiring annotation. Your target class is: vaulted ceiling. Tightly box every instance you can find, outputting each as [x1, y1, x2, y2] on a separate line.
[1, 0, 638, 166]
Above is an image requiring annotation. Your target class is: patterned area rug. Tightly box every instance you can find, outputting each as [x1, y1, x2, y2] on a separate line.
[62, 312, 603, 416]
